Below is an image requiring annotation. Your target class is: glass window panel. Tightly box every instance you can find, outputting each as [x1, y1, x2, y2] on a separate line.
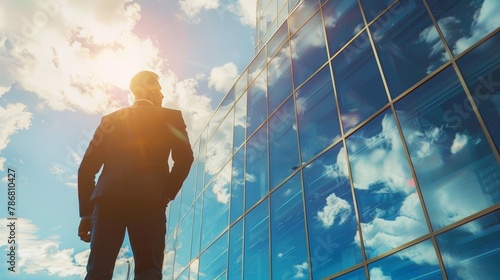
[200, 162, 231, 251]
[333, 31, 388, 133]
[437, 210, 500, 279]
[296, 66, 341, 163]
[245, 124, 269, 210]
[303, 143, 362, 278]
[268, 42, 293, 114]
[267, 19, 288, 61]
[234, 92, 247, 152]
[174, 208, 194, 278]
[291, 11, 328, 88]
[457, 32, 500, 152]
[247, 69, 267, 137]
[347, 109, 428, 259]
[228, 220, 243, 280]
[324, 0, 364, 57]
[371, 0, 449, 98]
[271, 173, 309, 280]
[189, 258, 199, 280]
[199, 127, 207, 151]
[196, 147, 206, 196]
[249, 48, 266, 82]
[269, 98, 300, 189]
[244, 199, 270, 280]
[262, 19, 278, 47]
[181, 167, 197, 213]
[395, 66, 500, 230]
[428, 0, 500, 56]
[164, 229, 178, 279]
[205, 109, 234, 185]
[230, 147, 245, 223]
[178, 267, 189, 280]
[288, 0, 320, 35]
[335, 267, 367, 280]
[208, 90, 234, 138]
[191, 198, 203, 260]
[288, 0, 300, 12]
[234, 69, 247, 100]
[168, 198, 180, 237]
[278, 5, 288, 28]
[198, 232, 228, 280]
[359, 0, 396, 23]
[368, 240, 442, 279]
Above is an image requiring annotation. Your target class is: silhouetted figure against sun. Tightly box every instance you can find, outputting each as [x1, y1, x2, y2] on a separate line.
[77, 70, 194, 280]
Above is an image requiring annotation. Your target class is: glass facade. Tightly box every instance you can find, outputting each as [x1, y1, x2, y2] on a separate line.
[165, 0, 500, 279]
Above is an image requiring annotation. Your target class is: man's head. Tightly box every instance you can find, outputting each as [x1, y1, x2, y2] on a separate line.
[130, 71, 163, 106]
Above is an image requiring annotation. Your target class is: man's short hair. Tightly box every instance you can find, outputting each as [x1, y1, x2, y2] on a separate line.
[130, 71, 159, 97]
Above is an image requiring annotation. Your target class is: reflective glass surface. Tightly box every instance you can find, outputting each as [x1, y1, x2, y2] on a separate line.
[270, 173, 309, 279]
[228, 220, 243, 280]
[437, 210, 500, 279]
[333, 31, 388, 133]
[347, 109, 428, 259]
[371, 0, 449, 98]
[198, 232, 228, 280]
[395, 66, 500, 230]
[245, 124, 269, 210]
[200, 162, 231, 251]
[428, 0, 500, 56]
[244, 199, 270, 279]
[458, 32, 500, 152]
[234, 93, 247, 152]
[268, 42, 293, 115]
[247, 69, 267, 137]
[359, 0, 396, 23]
[230, 147, 245, 223]
[303, 143, 362, 279]
[180, 168, 196, 213]
[268, 20, 289, 61]
[164, 228, 177, 278]
[269, 97, 299, 189]
[368, 240, 442, 279]
[288, 0, 320, 35]
[335, 267, 366, 280]
[234, 69, 247, 100]
[195, 147, 206, 197]
[249, 47, 266, 82]
[174, 208, 194, 278]
[205, 109, 233, 186]
[296, 66, 341, 163]
[291, 11, 328, 88]
[190, 198, 202, 262]
[323, 0, 364, 56]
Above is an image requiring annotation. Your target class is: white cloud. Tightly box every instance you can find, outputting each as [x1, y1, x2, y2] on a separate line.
[293, 262, 308, 279]
[370, 267, 391, 280]
[228, 0, 256, 27]
[316, 193, 352, 228]
[208, 62, 238, 93]
[0, 103, 33, 170]
[178, 0, 219, 24]
[0, 157, 5, 170]
[347, 114, 414, 194]
[450, 133, 469, 154]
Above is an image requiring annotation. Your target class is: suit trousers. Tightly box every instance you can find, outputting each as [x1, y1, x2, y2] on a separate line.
[85, 197, 166, 280]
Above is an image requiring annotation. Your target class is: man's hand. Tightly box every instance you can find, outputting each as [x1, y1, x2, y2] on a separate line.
[78, 219, 92, 243]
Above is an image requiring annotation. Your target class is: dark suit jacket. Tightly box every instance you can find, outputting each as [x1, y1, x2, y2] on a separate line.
[77, 101, 194, 217]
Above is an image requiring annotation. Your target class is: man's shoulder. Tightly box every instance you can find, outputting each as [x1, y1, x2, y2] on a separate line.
[101, 106, 183, 122]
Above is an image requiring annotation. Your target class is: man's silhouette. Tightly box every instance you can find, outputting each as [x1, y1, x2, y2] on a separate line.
[77, 71, 194, 279]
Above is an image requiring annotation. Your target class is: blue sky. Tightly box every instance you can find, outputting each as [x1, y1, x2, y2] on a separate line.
[0, 0, 255, 279]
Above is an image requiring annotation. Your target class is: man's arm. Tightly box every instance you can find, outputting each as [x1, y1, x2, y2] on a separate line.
[166, 111, 194, 200]
[77, 117, 110, 218]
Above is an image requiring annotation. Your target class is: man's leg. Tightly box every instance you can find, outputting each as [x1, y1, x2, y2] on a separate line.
[127, 201, 166, 280]
[85, 200, 127, 280]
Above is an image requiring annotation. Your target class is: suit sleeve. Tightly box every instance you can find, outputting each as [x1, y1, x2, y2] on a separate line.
[167, 111, 194, 200]
[77, 117, 110, 217]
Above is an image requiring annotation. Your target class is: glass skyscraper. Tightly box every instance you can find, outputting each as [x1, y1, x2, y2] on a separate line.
[164, 0, 500, 279]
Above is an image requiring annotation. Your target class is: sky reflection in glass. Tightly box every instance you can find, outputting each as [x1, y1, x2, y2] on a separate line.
[296, 66, 341, 163]
[303, 143, 362, 279]
[228, 220, 243, 280]
[371, 0, 449, 98]
[395, 66, 500, 230]
[347, 109, 427, 259]
[230, 147, 245, 223]
[247, 69, 267, 137]
[244, 199, 270, 279]
[245, 124, 269, 210]
[333, 31, 388, 133]
[271, 173, 309, 279]
[198, 232, 228, 280]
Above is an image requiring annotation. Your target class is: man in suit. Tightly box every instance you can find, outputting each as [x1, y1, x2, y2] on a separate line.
[77, 70, 194, 280]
